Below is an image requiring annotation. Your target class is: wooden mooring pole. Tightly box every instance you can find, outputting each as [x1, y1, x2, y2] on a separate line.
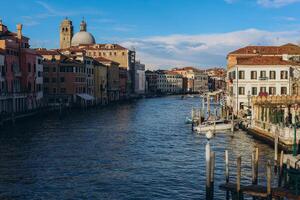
[236, 156, 242, 200]
[210, 151, 215, 199]
[274, 135, 278, 174]
[267, 160, 272, 200]
[225, 150, 230, 200]
[278, 150, 284, 187]
[254, 147, 259, 185]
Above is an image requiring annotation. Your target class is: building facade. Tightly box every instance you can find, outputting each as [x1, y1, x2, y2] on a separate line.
[172, 67, 209, 93]
[145, 70, 158, 94]
[0, 21, 43, 115]
[119, 67, 128, 100]
[94, 60, 107, 105]
[95, 57, 119, 102]
[134, 61, 145, 94]
[157, 71, 183, 94]
[38, 50, 89, 106]
[227, 56, 297, 115]
[35, 55, 43, 107]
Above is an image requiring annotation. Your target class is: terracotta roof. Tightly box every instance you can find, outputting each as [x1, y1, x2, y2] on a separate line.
[94, 56, 120, 65]
[59, 47, 86, 53]
[229, 43, 300, 56]
[36, 49, 60, 55]
[236, 56, 298, 65]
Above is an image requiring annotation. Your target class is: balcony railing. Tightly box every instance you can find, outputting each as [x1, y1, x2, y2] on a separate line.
[259, 76, 268, 80]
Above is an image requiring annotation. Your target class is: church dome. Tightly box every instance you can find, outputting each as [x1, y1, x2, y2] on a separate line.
[71, 19, 96, 46]
[71, 31, 96, 46]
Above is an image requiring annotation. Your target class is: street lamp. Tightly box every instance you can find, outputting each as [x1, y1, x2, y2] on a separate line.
[293, 104, 298, 156]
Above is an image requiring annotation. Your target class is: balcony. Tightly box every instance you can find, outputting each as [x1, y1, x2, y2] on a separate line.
[259, 76, 268, 80]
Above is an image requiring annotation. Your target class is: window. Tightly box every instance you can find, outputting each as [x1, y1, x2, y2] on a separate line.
[28, 63, 31, 72]
[53, 88, 57, 93]
[281, 87, 287, 95]
[238, 87, 245, 95]
[232, 71, 236, 79]
[238, 71, 245, 79]
[260, 71, 266, 78]
[60, 88, 66, 93]
[240, 102, 244, 110]
[60, 77, 65, 83]
[269, 87, 276, 95]
[53, 67, 56, 72]
[260, 87, 267, 93]
[251, 71, 257, 79]
[52, 78, 56, 83]
[269, 71, 276, 79]
[280, 71, 288, 79]
[44, 77, 49, 83]
[28, 82, 31, 91]
[252, 87, 257, 95]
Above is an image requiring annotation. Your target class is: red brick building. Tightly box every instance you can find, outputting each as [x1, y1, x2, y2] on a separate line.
[0, 21, 43, 115]
[37, 49, 88, 106]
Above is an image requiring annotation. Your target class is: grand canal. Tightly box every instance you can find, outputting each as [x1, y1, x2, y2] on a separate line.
[0, 96, 276, 199]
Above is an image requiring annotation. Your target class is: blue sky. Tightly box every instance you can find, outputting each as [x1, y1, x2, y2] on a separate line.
[2, 0, 300, 69]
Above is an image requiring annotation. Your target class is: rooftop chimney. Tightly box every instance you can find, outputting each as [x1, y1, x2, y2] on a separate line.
[17, 24, 23, 40]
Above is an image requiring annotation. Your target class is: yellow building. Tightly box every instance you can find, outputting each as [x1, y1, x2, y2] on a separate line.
[79, 44, 135, 69]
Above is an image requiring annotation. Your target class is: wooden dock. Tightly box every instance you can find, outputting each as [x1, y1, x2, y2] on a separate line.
[220, 183, 300, 199]
[204, 144, 300, 199]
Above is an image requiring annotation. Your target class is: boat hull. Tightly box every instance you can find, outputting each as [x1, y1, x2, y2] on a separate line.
[193, 124, 231, 133]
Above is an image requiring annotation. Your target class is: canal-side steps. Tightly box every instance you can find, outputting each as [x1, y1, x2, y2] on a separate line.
[204, 144, 300, 199]
[239, 122, 296, 152]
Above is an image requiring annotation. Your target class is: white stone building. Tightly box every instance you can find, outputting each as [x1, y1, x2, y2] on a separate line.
[134, 61, 145, 94]
[157, 71, 183, 94]
[227, 56, 298, 115]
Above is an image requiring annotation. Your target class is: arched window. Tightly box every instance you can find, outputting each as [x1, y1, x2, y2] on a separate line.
[292, 83, 299, 95]
[66, 28, 68, 32]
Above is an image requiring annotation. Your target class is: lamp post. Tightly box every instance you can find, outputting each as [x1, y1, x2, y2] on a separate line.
[293, 104, 298, 156]
[205, 130, 213, 199]
[247, 91, 251, 125]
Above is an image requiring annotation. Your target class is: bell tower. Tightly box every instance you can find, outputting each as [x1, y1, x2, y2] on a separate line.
[60, 17, 73, 49]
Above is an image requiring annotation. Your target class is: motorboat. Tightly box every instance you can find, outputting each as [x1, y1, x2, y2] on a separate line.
[193, 119, 232, 133]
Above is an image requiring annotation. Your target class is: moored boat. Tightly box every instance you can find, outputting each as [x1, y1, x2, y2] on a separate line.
[193, 120, 232, 133]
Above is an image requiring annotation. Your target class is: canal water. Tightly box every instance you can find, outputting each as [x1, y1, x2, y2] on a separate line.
[0, 96, 276, 200]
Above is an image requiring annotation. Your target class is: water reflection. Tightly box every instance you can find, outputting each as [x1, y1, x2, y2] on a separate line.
[0, 96, 275, 200]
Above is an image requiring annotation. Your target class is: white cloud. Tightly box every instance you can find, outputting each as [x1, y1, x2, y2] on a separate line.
[119, 29, 300, 70]
[257, 0, 300, 8]
[280, 16, 297, 21]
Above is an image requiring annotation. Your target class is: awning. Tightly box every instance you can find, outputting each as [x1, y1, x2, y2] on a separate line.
[76, 93, 95, 101]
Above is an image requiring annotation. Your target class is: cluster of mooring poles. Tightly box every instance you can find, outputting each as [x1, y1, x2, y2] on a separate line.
[205, 142, 300, 200]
